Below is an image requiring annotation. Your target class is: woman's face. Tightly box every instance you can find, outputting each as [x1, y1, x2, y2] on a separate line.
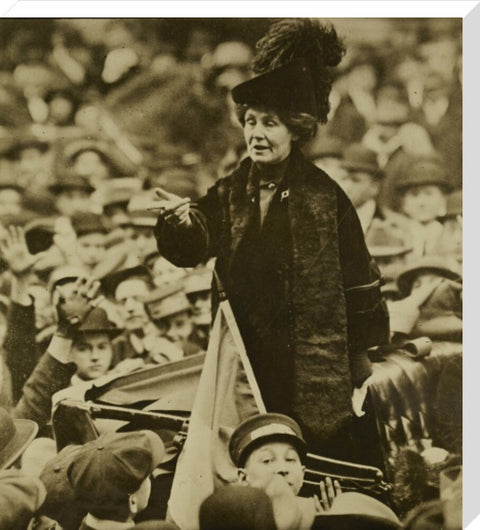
[243, 108, 295, 165]
[401, 185, 446, 224]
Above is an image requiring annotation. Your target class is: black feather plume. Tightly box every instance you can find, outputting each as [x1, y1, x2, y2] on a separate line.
[252, 18, 346, 123]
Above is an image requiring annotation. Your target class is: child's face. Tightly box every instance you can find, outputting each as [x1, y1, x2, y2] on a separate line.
[76, 232, 106, 267]
[401, 185, 446, 223]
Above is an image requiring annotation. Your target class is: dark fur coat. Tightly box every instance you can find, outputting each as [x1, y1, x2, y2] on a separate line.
[155, 147, 389, 449]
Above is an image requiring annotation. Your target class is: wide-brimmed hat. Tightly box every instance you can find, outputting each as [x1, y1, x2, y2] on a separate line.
[341, 143, 384, 179]
[396, 256, 462, 295]
[229, 413, 306, 467]
[0, 408, 38, 470]
[232, 59, 318, 119]
[394, 158, 453, 192]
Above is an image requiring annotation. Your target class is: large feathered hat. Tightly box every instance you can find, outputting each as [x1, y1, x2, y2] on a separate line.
[232, 18, 345, 123]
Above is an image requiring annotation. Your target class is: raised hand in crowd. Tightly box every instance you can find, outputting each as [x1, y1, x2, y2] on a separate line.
[149, 187, 192, 228]
[0, 226, 43, 306]
[55, 276, 104, 332]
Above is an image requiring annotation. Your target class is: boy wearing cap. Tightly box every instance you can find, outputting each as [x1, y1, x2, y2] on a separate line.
[144, 282, 203, 362]
[229, 413, 400, 530]
[67, 430, 164, 529]
[394, 157, 453, 257]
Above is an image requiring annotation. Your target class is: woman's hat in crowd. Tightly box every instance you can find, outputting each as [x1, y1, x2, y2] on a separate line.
[0, 407, 38, 470]
[67, 430, 164, 512]
[144, 281, 191, 321]
[229, 413, 307, 467]
[394, 158, 453, 193]
[75, 307, 123, 339]
[341, 143, 384, 179]
[396, 256, 462, 296]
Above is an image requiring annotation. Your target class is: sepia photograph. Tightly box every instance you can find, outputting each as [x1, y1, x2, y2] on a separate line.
[0, 14, 464, 530]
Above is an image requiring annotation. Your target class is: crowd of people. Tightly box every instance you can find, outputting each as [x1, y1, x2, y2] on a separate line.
[0, 17, 462, 530]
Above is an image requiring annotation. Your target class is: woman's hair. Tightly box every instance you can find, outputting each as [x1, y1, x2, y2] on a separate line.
[235, 104, 318, 145]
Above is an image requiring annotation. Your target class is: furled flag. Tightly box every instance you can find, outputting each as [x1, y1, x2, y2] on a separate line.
[167, 299, 266, 530]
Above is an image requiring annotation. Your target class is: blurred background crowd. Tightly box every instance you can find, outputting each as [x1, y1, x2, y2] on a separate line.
[0, 17, 463, 529]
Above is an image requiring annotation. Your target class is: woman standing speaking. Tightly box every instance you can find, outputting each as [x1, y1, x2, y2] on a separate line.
[152, 19, 389, 462]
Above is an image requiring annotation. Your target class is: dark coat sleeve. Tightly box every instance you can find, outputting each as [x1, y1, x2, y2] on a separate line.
[154, 181, 226, 268]
[13, 352, 76, 428]
[336, 186, 390, 354]
[4, 301, 38, 403]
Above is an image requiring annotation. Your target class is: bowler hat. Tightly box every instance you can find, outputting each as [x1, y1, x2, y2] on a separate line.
[396, 256, 462, 295]
[232, 59, 318, 119]
[144, 282, 191, 321]
[0, 408, 38, 470]
[229, 413, 306, 467]
[200, 486, 276, 530]
[395, 159, 452, 192]
[0, 469, 47, 530]
[67, 430, 164, 512]
[76, 307, 122, 339]
[342, 143, 383, 179]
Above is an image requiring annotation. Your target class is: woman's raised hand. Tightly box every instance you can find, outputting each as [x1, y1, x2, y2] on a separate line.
[148, 187, 192, 228]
